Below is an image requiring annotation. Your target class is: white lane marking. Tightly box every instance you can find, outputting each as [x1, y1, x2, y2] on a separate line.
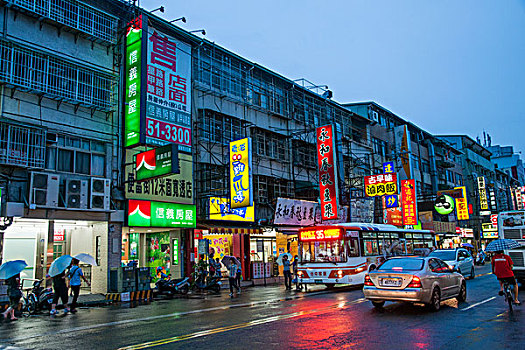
[0, 289, 338, 342]
[460, 296, 497, 311]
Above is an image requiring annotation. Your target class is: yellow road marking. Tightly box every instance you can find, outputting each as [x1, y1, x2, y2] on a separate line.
[118, 298, 367, 350]
[474, 272, 492, 278]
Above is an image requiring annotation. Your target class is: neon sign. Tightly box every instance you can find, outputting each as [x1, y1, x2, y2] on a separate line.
[299, 228, 342, 241]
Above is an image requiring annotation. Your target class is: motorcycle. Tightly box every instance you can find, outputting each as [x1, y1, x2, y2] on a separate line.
[191, 268, 221, 293]
[23, 279, 54, 315]
[155, 277, 190, 297]
[475, 254, 487, 266]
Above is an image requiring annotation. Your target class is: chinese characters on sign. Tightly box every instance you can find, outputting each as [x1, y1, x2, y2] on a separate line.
[401, 179, 417, 225]
[385, 194, 398, 208]
[209, 197, 255, 222]
[383, 162, 394, 174]
[299, 228, 342, 242]
[316, 125, 339, 220]
[487, 185, 497, 211]
[229, 138, 253, 208]
[364, 173, 398, 197]
[135, 144, 179, 181]
[124, 16, 143, 147]
[128, 199, 196, 228]
[126, 150, 193, 205]
[455, 186, 470, 221]
[146, 28, 192, 151]
[477, 176, 489, 210]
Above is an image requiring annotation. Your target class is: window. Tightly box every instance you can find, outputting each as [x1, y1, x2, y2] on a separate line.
[456, 174, 463, 186]
[372, 138, 387, 158]
[199, 109, 244, 143]
[47, 135, 106, 176]
[379, 258, 424, 271]
[421, 159, 431, 173]
[252, 129, 287, 160]
[411, 154, 419, 170]
[346, 237, 360, 257]
[293, 141, 316, 168]
[301, 240, 346, 263]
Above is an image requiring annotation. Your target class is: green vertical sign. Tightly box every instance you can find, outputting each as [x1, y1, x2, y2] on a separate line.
[124, 17, 143, 147]
[172, 238, 179, 265]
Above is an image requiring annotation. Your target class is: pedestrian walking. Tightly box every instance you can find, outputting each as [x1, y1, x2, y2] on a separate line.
[228, 258, 240, 297]
[283, 255, 292, 290]
[67, 258, 90, 313]
[292, 255, 301, 290]
[1, 273, 21, 321]
[215, 258, 222, 277]
[235, 257, 242, 294]
[50, 271, 70, 315]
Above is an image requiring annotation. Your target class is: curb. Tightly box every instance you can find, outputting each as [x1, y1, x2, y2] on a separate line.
[105, 290, 152, 303]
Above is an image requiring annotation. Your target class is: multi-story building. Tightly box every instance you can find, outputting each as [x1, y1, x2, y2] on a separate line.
[0, 0, 128, 292]
[488, 145, 525, 185]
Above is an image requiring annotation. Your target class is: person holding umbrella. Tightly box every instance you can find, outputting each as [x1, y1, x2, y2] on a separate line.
[0, 260, 27, 321]
[48, 255, 74, 315]
[486, 239, 522, 305]
[228, 258, 240, 297]
[282, 255, 292, 290]
[68, 258, 90, 313]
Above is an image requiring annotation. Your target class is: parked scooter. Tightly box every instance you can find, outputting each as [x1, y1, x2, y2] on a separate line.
[155, 277, 190, 297]
[191, 267, 221, 293]
[23, 279, 54, 315]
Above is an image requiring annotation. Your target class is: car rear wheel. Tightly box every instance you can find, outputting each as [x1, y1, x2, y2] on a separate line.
[456, 282, 467, 302]
[428, 288, 441, 311]
[371, 300, 385, 308]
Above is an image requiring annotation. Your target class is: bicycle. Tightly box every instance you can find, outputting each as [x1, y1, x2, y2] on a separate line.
[502, 280, 514, 312]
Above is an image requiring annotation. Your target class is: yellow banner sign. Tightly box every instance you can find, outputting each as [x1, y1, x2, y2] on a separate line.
[209, 197, 255, 222]
[455, 186, 470, 221]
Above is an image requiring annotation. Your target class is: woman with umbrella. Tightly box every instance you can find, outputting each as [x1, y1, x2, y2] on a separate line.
[48, 255, 73, 315]
[0, 260, 26, 321]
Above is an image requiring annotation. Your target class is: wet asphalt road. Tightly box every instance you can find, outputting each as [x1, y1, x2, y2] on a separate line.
[0, 264, 523, 350]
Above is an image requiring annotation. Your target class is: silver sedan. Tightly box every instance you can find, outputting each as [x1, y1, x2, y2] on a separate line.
[363, 256, 467, 311]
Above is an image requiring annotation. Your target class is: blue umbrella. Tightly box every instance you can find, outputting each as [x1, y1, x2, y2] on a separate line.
[0, 260, 27, 280]
[48, 255, 73, 277]
[461, 243, 474, 248]
[485, 239, 522, 252]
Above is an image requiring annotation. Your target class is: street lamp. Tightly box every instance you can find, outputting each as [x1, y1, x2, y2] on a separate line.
[189, 29, 206, 35]
[170, 17, 186, 23]
[150, 6, 164, 13]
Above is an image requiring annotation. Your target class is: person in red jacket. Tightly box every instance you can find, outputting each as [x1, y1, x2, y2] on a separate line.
[492, 250, 520, 305]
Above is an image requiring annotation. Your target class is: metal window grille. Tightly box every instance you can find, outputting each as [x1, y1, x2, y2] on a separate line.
[0, 121, 46, 168]
[7, 0, 118, 44]
[0, 40, 116, 111]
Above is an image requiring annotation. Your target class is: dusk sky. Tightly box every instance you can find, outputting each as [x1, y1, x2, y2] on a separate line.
[147, 0, 525, 154]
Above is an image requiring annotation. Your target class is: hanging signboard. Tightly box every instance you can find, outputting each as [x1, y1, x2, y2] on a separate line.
[316, 125, 339, 220]
[477, 176, 489, 210]
[125, 149, 193, 205]
[490, 214, 498, 228]
[394, 125, 412, 180]
[123, 15, 193, 152]
[53, 229, 65, 242]
[487, 185, 497, 211]
[401, 179, 417, 225]
[229, 138, 253, 208]
[455, 186, 470, 220]
[385, 194, 398, 208]
[383, 162, 394, 174]
[434, 194, 455, 215]
[209, 197, 255, 222]
[127, 199, 196, 227]
[364, 173, 398, 197]
[135, 144, 179, 181]
[382, 196, 403, 226]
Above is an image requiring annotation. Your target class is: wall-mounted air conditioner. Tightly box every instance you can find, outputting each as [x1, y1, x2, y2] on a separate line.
[65, 179, 88, 209]
[90, 178, 111, 210]
[29, 172, 60, 208]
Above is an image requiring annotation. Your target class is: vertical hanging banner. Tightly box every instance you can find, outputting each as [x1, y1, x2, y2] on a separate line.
[230, 138, 253, 208]
[316, 125, 339, 220]
[394, 125, 413, 180]
[477, 176, 489, 210]
[124, 15, 145, 147]
[401, 179, 417, 225]
[145, 26, 192, 152]
[455, 186, 470, 220]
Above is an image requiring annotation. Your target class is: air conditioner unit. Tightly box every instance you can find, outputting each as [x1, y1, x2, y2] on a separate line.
[65, 179, 88, 209]
[29, 172, 60, 208]
[90, 178, 110, 210]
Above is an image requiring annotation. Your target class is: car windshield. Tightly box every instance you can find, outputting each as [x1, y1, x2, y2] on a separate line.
[429, 250, 456, 261]
[377, 258, 424, 271]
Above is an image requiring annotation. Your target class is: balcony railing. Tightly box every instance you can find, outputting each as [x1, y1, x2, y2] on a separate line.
[0, 121, 46, 168]
[6, 0, 118, 44]
[0, 39, 116, 111]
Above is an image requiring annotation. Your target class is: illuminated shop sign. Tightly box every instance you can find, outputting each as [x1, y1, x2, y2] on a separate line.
[128, 199, 196, 228]
[299, 228, 342, 241]
[135, 144, 179, 181]
[229, 138, 253, 208]
[316, 125, 339, 220]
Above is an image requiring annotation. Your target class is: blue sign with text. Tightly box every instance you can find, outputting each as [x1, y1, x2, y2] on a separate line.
[385, 194, 398, 208]
[383, 162, 394, 174]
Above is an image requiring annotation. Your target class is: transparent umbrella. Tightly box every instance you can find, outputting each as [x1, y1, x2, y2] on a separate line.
[74, 253, 98, 266]
[276, 253, 293, 266]
[48, 255, 73, 277]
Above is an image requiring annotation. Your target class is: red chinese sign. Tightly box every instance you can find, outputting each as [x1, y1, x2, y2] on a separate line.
[316, 125, 339, 220]
[364, 173, 398, 197]
[401, 179, 417, 225]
